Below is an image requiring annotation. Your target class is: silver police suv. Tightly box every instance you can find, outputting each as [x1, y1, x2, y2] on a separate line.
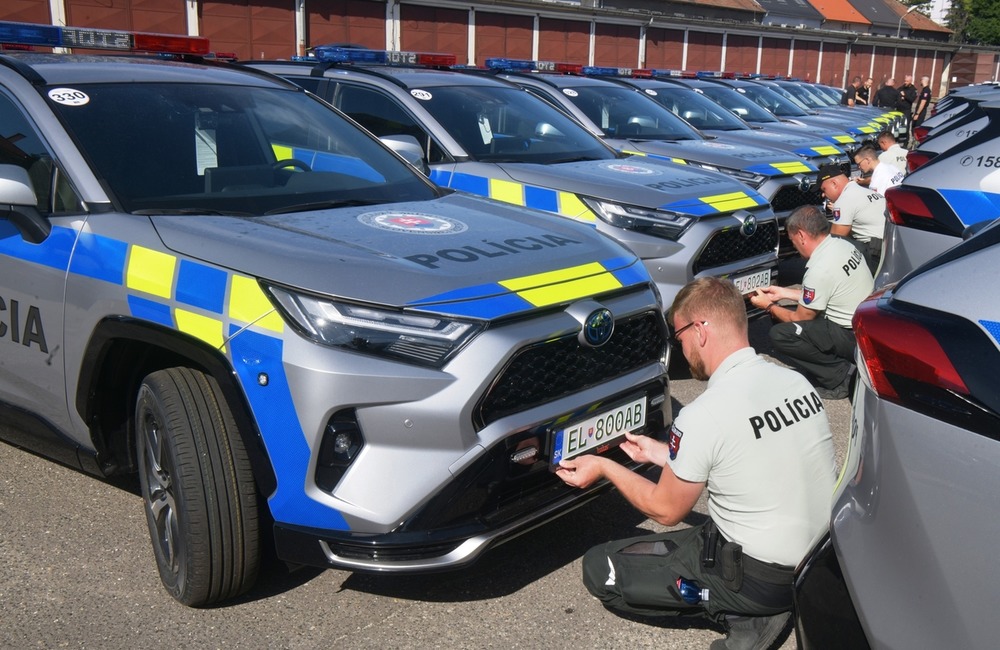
[0, 23, 670, 605]
[795, 218, 1000, 650]
[249, 49, 780, 310]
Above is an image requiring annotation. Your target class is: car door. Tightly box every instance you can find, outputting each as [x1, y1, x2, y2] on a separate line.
[0, 89, 75, 429]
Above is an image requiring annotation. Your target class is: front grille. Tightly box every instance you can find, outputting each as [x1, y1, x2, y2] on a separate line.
[475, 312, 665, 429]
[693, 219, 778, 274]
[771, 185, 823, 213]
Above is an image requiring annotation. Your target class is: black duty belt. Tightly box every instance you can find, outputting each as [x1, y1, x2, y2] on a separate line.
[700, 520, 796, 609]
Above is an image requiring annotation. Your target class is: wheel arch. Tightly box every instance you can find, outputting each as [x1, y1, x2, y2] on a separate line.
[75, 317, 278, 498]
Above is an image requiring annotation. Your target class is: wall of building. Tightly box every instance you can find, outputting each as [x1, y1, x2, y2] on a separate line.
[3, 0, 997, 94]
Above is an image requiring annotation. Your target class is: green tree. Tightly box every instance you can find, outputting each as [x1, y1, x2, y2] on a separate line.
[950, 0, 1000, 45]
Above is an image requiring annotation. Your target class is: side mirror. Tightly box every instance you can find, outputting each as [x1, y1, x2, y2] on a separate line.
[379, 135, 429, 176]
[0, 164, 50, 244]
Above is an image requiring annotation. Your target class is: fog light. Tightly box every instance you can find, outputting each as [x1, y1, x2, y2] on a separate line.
[316, 410, 365, 492]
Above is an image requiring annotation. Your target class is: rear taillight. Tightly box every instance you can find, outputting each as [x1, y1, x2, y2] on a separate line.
[884, 185, 964, 236]
[906, 149, 935, 172]
[912, 124, 931, 144]
[853, 294, 1000, 436]
[854, 297, 966, 400]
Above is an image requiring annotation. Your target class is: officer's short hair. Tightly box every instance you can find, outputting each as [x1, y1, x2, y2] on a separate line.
[786, 205, 831, 238]
[853, 145, 879, 163]
[877, 131, 896, 144]
[668, 277, 747, 337]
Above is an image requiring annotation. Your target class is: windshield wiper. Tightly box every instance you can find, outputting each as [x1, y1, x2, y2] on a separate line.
[263, 199, 382, 215]
[545, 156, 599, 164]
[133, 208, 255, 217]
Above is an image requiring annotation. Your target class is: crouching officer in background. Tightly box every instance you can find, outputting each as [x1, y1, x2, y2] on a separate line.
[750, 205, 874, 400]
[556, 277, 837, 650]
[817, 164, 887, 274]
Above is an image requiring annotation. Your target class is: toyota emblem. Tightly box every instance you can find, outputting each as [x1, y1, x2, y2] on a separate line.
[581, 308, 615, 347]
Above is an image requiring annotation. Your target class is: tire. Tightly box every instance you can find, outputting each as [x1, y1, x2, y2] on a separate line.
[135, 367, 260, 606]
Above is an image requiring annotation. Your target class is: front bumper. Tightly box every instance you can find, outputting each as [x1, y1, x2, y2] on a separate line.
[274, 380, 668, 572]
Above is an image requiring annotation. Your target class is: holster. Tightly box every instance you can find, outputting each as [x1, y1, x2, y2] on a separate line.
[702, 520, 744, 592]
[720, 541, 744, 593]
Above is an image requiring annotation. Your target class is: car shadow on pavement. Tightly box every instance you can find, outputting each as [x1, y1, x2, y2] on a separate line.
[334, 487, 700, 602]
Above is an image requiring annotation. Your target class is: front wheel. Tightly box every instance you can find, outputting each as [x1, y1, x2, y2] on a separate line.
[136, 367, 260, 606]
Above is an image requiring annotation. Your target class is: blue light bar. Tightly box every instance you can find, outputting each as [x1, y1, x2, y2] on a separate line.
[0, 20, 209, 54]
[583, 66, 632, 76]
[0, 22, 62, 47]
[310, 46, 456, 66]
[485, 57, 535, 72]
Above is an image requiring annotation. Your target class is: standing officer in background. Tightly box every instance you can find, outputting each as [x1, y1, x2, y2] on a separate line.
[874, 78, 898, 109]
[898, 75, 918, 145]
[856, 77, 873, 106]
[816, 164, 887, 273]
[913, 76, 932, 129]
[557, 277, 837, 650]
[842, 77, 861, 106]
[750, 205, 874, 400]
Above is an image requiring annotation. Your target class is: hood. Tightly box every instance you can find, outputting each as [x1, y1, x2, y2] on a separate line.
[757, 121, 858, 148]
[701, 128, 844, 160]
[603, 137, 816, 177]
[150, 192, 649, 319]
[491, 158, 770, 215]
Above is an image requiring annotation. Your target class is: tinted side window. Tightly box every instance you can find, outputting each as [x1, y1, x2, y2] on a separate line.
[334, 84, 446, 163]
[0, 92, 82, 214]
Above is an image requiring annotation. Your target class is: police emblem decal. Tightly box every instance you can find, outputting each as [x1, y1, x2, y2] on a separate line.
[358, 211, 467, 235]
[601, 162, 659, 176]
[802, 286, 816, 304]
[580, 308, 615, 347]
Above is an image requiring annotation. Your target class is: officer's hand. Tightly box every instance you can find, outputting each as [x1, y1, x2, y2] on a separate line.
[555, 455, 604, 489]
[620, 431, 668, 466]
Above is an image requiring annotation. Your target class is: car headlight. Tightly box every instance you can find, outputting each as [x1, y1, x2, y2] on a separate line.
[266, 285, 483, 367]
[582, 198, 693, 240]
[686, 162, 767, 189]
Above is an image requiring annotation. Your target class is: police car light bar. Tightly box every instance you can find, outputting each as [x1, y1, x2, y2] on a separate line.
[647, 69, 689, 78]
[0, 21, 209, 55]
[582, 66, 652, 78]
[311, 46, 456, 67]
[485, 58, 583, 74]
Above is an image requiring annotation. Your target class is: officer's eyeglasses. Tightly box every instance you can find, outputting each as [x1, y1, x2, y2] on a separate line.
[670, 320, 707, 343]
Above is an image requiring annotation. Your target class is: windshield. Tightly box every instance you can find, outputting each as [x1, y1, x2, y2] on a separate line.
[640, 85, 751, 131]
[417, 84, 614, 163]
[812, 85, 843, 104]
[775, 82, 826, 109]
[51, 83, 437, 215]
[737, 84, 810, 117]
[556, 85, 703, 141]
[697, 86, 781, 124]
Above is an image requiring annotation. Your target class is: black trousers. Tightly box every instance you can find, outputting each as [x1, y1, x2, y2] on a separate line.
[769, 319, 856, 389]
[581, 523, 792, 624]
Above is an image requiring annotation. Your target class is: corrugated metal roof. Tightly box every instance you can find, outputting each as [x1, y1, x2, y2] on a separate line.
[848, 0, 902, 29]
[754, 0, 825, 23]
[672, 0, 767, 12]
[804, 0, 871, 24]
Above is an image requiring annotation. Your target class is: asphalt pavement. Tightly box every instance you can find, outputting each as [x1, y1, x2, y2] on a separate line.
[0, 314, 851, 650]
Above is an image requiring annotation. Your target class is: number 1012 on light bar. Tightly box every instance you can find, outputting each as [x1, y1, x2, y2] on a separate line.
[551, 396, 646, 467]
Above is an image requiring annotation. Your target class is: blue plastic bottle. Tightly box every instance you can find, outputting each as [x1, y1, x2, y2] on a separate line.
[676, 577, 709, 605]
